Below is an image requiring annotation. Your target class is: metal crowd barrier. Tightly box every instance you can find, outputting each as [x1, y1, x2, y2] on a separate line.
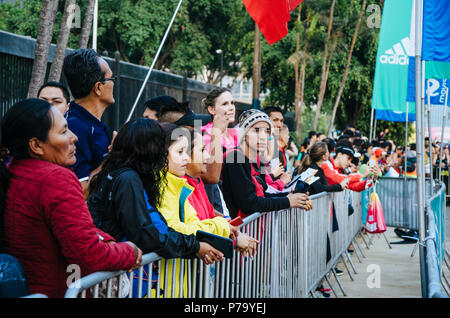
[376, 177, 431, 230]
[65, 190, 362, 298]
[425, 182, 448, 298]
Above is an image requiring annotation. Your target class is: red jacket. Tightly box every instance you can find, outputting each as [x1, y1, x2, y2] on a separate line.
[321, 157, 369, 192]
[3, 159, 136, 298]
[184, 175, 216, 220]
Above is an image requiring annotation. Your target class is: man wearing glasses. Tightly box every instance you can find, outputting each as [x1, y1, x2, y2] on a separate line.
[63, 49, 117, 197]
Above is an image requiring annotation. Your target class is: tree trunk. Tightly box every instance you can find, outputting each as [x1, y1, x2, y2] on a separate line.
[313, 0, 336, 130]
[27, 0, 59, 98]
[78, 0, 95, 49]
[48, 0, 76, 82]
[299, 52, 306, 138]
[294, 5, 302, 140]
[327, 0, 367, 136]
[252, 23, 261, 107]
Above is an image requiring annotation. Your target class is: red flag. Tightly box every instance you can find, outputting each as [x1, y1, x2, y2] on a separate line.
[242, 0, 303, 45]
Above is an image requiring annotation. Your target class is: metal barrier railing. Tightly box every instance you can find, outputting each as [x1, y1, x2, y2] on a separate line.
[425, 182, 448, 298]
[376, 177, 432, 231]
[64, 190, 362, 298]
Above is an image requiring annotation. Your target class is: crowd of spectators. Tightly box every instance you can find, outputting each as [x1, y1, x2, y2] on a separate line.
[0, 48, 448, 298]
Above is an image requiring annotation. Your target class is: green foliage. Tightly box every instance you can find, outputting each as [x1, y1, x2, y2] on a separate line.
[0, 0, 411, 143]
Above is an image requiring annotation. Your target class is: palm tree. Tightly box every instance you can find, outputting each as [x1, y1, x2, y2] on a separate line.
[289, 5, 317, 139]
[313, 0, 336, 131]
[79, 0, 96, 49]
[327, 0, 367, 136]
[27, 0, 59, 98]
[48, 0, 76, 82]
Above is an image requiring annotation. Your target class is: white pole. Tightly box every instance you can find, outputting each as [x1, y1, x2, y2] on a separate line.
[426, 78, 434, 191]
[369, 107, 374, 142]
[404, 102, 409, 177]
[92, 0, 98, 51]
[414, 0, 427, 298]
[438, 88, 449, 181]
[125, 0, 184, 123]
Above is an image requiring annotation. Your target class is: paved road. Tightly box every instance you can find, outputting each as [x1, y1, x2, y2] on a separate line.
[331, 204, 450, 298]
[331, 227, 421, 298]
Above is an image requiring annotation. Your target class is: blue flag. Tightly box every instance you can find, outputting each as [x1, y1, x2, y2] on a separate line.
[422, 0, 450, 62]
[375, 109, 416, 122]
[406, 57, 450, 105]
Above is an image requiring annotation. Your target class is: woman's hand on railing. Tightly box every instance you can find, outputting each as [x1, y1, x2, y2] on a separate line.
[303, 199, 313, 211]
[287, 192, 311, 209]
[234, 232, 259, 258]
[229, 224, 240, 241]
[196, 242, 224, 265]
[124, 241, 143, 272]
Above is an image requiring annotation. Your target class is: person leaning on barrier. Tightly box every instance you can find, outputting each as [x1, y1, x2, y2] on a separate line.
[184, 128, 258, 257]
[296, 142, 350, 195]
[220, 109, 313, 220]
[322, 140, 378, 192]
[87, 118, 223, 264]
[0, 99, 142, 298]
[158, 123, 235, 239]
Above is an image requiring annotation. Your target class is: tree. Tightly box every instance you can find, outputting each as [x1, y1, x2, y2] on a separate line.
[327, 0, 367, 136]
[252, 24, 261, 106]
[313, 0, 336, 130]
[48, 0, 76, 82]
[27, 0, 59, 98]
[291, 4, 302, 139]
[79, 0, 95, 49]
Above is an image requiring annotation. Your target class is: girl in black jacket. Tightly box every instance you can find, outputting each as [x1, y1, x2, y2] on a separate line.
[87, 118, 223, 263]
[297, 142, 350, 195]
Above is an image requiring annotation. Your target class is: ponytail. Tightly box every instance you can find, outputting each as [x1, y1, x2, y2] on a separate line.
[297, 153, 312, 175]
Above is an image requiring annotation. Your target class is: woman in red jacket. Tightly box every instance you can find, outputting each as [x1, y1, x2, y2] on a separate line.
[0, 99, 142, 298]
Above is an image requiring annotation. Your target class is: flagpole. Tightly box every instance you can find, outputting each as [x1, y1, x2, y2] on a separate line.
[369, 107, 374, 142]
[414, 0, 427, 298]
[92, 0, 98, 51]
[426, 78, 434, 193]
[404, 102, 409, 177]
[125, 0, 184, 123]
[438, 88, 448, 182]
[373, 118, 377, 141]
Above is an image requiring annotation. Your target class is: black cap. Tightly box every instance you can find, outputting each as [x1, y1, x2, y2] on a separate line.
[336, 146, 356, 159]
[174, 109, 212, 127]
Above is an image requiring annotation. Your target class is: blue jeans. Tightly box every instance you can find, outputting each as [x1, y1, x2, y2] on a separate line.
[0, 254, 29, 298]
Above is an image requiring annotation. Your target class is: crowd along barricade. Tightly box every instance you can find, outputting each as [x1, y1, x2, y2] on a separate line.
[375, 177, 432, 230]
[64, 190, 362, 298]
[425, 182, 448, 298]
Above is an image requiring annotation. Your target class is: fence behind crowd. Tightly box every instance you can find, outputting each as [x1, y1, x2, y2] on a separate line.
[0, 31, 252, 131]
[64, 190, 362, 298]
[375, 177, 432, 230]
[425, 182, 447, 298]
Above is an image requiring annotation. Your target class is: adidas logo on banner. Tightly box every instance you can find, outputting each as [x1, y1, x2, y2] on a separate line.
[379, 37, 411, 65]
